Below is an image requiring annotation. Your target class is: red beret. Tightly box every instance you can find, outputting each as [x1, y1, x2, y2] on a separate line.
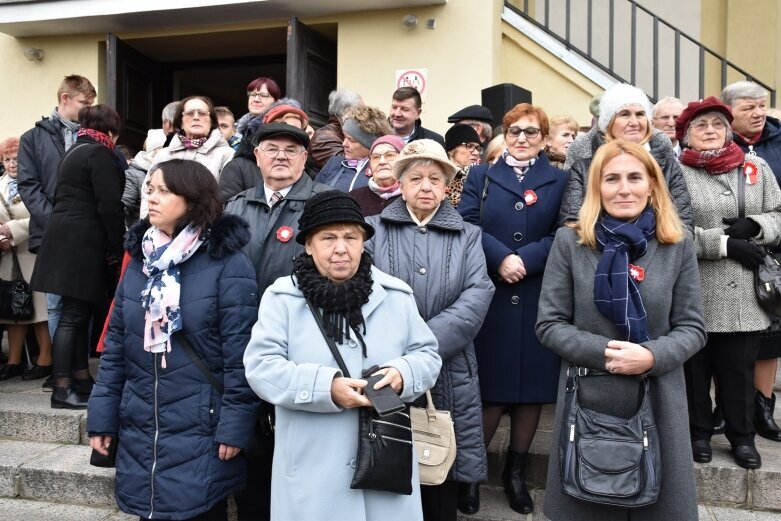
[262, 105, 309, 127]
[675, 96, 733, 144]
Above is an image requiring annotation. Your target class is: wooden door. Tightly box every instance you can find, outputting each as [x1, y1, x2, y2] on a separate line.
[106, 34, 165, 153]
[286, 17, 337, 128]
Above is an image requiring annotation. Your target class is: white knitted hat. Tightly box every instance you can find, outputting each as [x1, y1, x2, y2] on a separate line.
[597, 84, 653, 133]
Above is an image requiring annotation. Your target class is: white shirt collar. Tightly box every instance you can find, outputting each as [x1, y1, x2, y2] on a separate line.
[263, 184, 294, 206]
[406, 203, 439, 226]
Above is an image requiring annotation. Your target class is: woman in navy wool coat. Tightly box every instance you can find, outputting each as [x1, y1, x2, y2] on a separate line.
[458, 103, 569, 516]
[88, 159, 260, 521]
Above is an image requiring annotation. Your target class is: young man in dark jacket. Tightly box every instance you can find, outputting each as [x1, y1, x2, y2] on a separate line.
[389, 86, 445, 146]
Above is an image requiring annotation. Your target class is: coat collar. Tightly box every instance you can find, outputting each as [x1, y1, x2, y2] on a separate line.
[487, 153, 560, 198]
[379, 197, 464, 231]
[167, 129, 228, 154]
[248, 172, 316, 204]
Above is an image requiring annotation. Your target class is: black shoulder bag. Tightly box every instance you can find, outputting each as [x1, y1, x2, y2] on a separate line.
[737, 163, 781, 317]
[559, 366, 661, 507]
[307, 300, 414, 495]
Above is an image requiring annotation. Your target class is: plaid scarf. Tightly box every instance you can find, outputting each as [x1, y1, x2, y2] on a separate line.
[140, 225, 204, 368]
[594, 207, 656, 343]
[680, 141, 745, 175]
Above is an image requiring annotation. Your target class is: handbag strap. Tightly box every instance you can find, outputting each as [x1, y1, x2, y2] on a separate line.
[178, 334, 224, 394]
[307, 299, 351, 379]
[737, 163, 746, 218]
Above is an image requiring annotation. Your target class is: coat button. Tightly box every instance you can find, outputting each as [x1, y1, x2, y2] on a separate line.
[347, 339, 358, 348]
[419, 267, 427, 275]
[722, 190, 732, 196]
[209, 409, 214, 414]
[728, 281, 738, 288]
[299, 390, 309, 400]
[419, 226, 428, 234]
[515, 202, 524, 210]
[511, 296, 520, 304]
[350, 459, 357, 469]
[513, 232, 523, 242]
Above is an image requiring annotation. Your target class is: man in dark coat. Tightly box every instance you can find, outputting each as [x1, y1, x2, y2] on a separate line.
[223, 123, 332, 520]
[17, 74, 96, 346]
[390, 86, 444, 146]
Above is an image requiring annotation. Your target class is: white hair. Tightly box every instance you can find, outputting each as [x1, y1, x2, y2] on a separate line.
[721, 81, 768, 107]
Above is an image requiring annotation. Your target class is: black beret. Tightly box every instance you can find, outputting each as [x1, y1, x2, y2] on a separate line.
[447, 105, 494, 124]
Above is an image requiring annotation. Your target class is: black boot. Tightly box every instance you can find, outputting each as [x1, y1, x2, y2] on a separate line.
[51, 386, 88, 410]
[501, 450, 533, 514]
[754, 390, 781, 442]
[713, 406, 725, 435]
[72, 376, 95, 400]
[457, 482, 480, 515]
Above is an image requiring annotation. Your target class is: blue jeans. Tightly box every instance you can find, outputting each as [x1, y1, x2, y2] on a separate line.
[46, 293, 62, 340]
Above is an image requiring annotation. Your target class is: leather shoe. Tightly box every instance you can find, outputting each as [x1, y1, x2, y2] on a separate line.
[731, 445, 762, 469]
[41, 374, 54, 391]
[0, 363, 23, 381]
[22, 364, 53, 381]
[457, 482, 480, 515]
[754, 390, 781, 442]
[51, 386, 88, 410]
[691, 439, 712, 463]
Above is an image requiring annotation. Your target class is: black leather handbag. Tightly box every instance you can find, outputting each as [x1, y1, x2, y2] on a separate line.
[308, 301, 413, 495]
[735, 163, 781, 317]
[559, 366, 661, 508]
[0, 248, 34, 321]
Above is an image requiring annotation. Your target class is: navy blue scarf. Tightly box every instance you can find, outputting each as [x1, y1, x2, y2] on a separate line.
[594, 207, 656, 343]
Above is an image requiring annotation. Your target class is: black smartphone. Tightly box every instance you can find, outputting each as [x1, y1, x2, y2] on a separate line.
[363, 373, 405, 417]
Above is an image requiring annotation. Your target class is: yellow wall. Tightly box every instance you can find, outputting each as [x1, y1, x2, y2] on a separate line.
[724, 0, 778, 90]
[499, 22, 601, 128]
[0, 33, 100, 137]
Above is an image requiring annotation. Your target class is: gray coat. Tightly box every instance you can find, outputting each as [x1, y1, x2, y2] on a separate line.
[536, 227, 707, 521]
[559, 129, 694, 231]
[680, 159, 781, 332]
[365, 199, 495, 482]
[223, 174, 333, 294]
[243, 267, 442, 521]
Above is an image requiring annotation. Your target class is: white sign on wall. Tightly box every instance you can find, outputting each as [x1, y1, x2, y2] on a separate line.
[395, 68, 428, 98]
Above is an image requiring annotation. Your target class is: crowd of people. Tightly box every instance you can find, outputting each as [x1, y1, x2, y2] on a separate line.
[0, 71, 780, 521]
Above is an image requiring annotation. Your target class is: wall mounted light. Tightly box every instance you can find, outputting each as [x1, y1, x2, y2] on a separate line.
[402, 15, 418, 29]
[23, 47, 44, 62]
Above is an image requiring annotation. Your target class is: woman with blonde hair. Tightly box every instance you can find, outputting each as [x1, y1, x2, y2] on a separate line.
[537, 139, 706, 520]
[545, 115, 578, 169]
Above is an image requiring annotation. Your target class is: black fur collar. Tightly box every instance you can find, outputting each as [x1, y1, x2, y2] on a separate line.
[125, 214, 250, 261]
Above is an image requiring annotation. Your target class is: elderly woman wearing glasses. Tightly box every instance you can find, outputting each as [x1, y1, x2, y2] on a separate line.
[141, 96, 234, 218]
[445, 124, 483, 208]
[457, 103, 569, 515]
[348, 135, 405, 217]
[235, 76, 281, 137]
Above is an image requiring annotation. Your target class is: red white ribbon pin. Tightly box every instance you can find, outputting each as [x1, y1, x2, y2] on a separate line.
[276, 226, 294, 243]
[744, 161, 759, 185]
[628, 264, 645, 282]
[523, 190, 538, 206]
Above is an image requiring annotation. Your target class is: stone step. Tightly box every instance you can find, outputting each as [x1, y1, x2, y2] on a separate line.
[457, 485, 780, 521]
[0, 497, 133, 521]
[0, 439, 116, 507]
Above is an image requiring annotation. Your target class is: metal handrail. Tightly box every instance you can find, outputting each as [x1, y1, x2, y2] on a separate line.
[505, 0, 776, 105]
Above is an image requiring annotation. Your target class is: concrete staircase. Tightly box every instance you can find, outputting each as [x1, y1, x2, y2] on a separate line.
[1, 359, 780, 521]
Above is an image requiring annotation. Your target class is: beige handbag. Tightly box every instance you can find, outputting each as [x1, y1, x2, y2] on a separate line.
[411, 390, 457, 486]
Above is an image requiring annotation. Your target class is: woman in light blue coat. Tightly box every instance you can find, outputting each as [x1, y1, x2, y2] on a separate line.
[243, 190, 441, 521]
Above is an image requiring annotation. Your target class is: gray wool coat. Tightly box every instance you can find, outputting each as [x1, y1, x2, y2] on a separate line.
[536, 227, 707, 521]
[680, 159, 781, 333]
[365, 199, 495, 483]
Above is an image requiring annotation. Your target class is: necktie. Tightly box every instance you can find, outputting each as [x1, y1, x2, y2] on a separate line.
[270, 191, 283, 207]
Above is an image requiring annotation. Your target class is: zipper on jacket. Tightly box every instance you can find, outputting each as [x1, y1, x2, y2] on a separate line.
[378, 433, 413, 445]
[643, 430, 656, 485]
[149, 353, 160, 519]
[463, 352, 473, 379]
[372, 419, 412, 432]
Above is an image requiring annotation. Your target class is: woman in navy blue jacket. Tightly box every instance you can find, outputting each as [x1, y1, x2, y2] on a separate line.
[458, 104, 569, 516]
[88, 159, 260, 520]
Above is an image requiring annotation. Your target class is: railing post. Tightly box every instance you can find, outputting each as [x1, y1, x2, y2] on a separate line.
[544, 0, 550, 30]
[721, 60, 728, 93]
[587, 0, 593, 57]
[653, 16, 659, 100]
[609, 0, 615, 71]
[698, 45, 705, 100]
[523, 0, 529, 14]
[565, 0, 571, 50]
[674, 31, 681, 98]
[631, 2, 637, 85]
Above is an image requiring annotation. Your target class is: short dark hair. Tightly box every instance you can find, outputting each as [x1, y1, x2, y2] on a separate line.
[152, 159, 222, 233]
[78, 104, 122, 135]
[392, 87, 422, 109]
[246, 77, 282, 100]
[173, 96, 218, 133]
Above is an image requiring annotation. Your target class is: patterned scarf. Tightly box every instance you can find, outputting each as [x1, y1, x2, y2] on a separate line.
[5, 178, 18, 202]
[140, 225, 205, 368]
[594, 207, 656, 343]
[179, 131, 209, 149]
[292, 251, 373, 356]
[502, 148, 536, 182]
[50, 108, 80, 150]
[77, 128, 115, 150]
[368, 178, 402, 200]
[679, 141, 745, 175]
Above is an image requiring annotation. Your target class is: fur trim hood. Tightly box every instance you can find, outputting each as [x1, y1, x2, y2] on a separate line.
[125, 213, 251, 261]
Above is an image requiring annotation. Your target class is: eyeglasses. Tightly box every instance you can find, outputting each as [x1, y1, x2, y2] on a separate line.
[2, 157, 17, 164]
[182, 110, 210, 119]
[691, 119, 727, 132]
[369, 151, 399, 163]
[459, 143, 483, 154]
[506, 126, 541, 139]
[258, 146, 303, 159]
[248, 91, 273, 100]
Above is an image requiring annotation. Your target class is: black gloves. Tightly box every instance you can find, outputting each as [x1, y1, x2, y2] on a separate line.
[726, 238, 765, 269]
[723, 217, 761, 240]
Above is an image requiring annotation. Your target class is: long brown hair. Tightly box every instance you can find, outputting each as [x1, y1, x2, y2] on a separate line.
[576, 140, 683, 247]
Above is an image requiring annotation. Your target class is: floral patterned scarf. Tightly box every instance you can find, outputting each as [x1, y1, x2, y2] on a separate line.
[140, 225, 204, 368]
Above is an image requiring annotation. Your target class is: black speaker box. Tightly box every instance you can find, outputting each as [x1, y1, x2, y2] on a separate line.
[481, 84, 533, 128]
